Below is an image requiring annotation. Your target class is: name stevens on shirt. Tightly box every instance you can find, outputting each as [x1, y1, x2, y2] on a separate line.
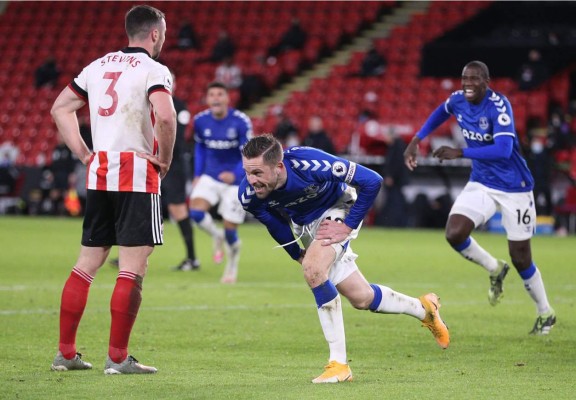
[100, 55, 141, 68]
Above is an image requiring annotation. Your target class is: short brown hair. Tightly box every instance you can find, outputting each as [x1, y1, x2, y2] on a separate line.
[125, 5, 165, 41]
[242, 134, 283, 165]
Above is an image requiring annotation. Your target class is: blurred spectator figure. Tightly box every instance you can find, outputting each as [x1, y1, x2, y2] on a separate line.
[548, 108, 572, 151]
[526, 129, 553, 216]
[35, 56, 61, 88]
[272, 109, 299, 148]
[0, 142, 20, 197]
[518, 49, 548, 91]
[547, 31, 560, 46]
[210, 30, 235, 63]
[268, 18, 307, 58]
[302, 115, 336, 155]
[0, 142, 19, 166]
[360, 46, 387, 77]
[215, 57, 242, 89]
[176, 22, 200, 50]
[238, 74, 266, 110]
[48, 135, 77, 215]
[376, 127, 409, 227]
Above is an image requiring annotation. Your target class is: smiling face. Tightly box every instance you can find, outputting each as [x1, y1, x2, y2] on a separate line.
[206, 86, 230, 119]
[243, 155, 285, 199]
[461, 64, 489, 105]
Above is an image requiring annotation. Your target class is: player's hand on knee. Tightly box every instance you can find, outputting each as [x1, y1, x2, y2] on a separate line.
[316, 219, 352, 245]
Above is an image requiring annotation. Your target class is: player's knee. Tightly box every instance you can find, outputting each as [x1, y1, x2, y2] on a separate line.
[302, 264, 327, 287]
[510, 242, 531, 270]
[510, 252, 531, 270]
[349, 297, 370, 310]
[445, 226, 467, 246]
[189, 209, 205, 223]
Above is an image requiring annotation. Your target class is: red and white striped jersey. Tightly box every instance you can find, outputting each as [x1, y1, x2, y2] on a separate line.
[70, 47, 172, 193]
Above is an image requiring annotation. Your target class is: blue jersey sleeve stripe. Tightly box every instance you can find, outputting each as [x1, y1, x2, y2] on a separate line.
[344, 163, 383, 229]
[493, 132, 515, 138]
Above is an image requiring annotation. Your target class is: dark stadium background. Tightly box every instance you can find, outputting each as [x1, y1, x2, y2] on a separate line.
[0, 1, 574, 233]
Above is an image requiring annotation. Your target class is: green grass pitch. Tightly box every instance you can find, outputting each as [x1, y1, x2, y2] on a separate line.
[0, 216, 574, 399]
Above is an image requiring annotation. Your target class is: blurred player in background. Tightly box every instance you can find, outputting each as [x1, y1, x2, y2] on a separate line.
[189, 82, 252, 283]
[164, 74, 199, 271]
[404, 60, 555, 335]
[50, 5, 175, 374]
[239, 135, 449, 383]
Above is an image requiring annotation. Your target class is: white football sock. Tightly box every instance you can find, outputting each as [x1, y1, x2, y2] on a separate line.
[371, 285, 425, 320]
[522, 267, 552, 314]
[458, 237, 498, 274]
[196, 212, 223, 238]
[317, 295, 347, 364]
[222, 240, 241, 279]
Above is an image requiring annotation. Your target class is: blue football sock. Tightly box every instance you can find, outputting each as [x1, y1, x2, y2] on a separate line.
[311, 280, 338, 308]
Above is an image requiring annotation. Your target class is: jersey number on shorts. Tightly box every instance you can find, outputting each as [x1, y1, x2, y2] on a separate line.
[98, 71, 122, 117]
[516, 209, 531, 225]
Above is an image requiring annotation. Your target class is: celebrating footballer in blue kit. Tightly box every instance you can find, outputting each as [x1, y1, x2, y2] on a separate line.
[189, 82, 252, 283]
[404, 60, 555, 335]
[239, 134, 449, 384]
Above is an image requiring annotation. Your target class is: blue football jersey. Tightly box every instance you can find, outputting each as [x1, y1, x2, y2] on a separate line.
[194, 108, 252, 184]
[238, 147, 382, 259]
[445, 89, 533, 192]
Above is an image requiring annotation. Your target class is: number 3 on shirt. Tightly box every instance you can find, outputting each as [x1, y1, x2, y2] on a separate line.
[98, 71, 122, 117]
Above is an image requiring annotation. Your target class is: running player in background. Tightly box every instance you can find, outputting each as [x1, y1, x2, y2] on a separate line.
[189, 82, 252, 283]
[239, 134, 449, 383]
[404, 60, 555, 335]
[50, 5, 176, 374]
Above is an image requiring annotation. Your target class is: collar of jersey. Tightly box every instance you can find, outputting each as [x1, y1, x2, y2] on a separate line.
[122, 47, 151, 58]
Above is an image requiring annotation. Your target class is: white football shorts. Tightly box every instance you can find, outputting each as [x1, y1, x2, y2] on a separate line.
[191, 174, 246, 224]
[450, 181, 536, 240]
[292, 186, 360, 285]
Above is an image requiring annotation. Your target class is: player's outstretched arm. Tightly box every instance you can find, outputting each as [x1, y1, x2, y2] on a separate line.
[406, 103, 452, 170]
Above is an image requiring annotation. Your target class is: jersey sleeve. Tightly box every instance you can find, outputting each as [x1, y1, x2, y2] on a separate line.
[489, 94, 516, 137]
[342, 162, 383, 228]
[193, 116, 203, 144]
[147, 65, 173, 96]
[415, 102, 451, 140]
[287, 147, 383, 229]
[70, 66, 89, 101]
[237, 112, 253, 146]
[193, 116, 206, 176]
[462, 135, 513, 160]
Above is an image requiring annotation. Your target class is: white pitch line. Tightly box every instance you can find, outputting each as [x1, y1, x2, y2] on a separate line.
[0, 282, 310, 291]
[0, 303, 315, 316]
[1, 296, 573, 316]
[0, 281, 459, 292]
